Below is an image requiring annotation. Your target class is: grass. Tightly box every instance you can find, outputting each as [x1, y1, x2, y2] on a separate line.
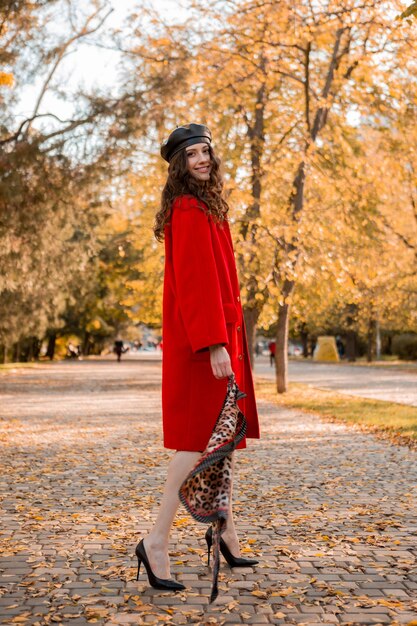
[255, 378, 417, 448]
[0, 362, 40, 371]
[289, 355, 417, 371]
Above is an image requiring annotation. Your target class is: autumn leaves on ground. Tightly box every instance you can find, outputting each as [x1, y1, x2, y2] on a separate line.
[1, 359, 417, 626]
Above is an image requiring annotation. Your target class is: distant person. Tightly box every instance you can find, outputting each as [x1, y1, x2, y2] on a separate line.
[66, 342, 79, 359]
[268, 340, 276, 367]
[113, 339, 128, 362]
[336, 336, 345, 359]
[309, 338, 317, 357]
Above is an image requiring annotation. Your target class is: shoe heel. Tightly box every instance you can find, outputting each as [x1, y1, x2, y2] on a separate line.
[134, 539, 185, 591]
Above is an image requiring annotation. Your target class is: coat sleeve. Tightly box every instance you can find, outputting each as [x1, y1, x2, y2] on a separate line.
[171, 196, 228, 354]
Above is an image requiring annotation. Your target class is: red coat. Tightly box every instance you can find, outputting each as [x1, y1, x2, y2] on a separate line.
[161, 194, 260, 451]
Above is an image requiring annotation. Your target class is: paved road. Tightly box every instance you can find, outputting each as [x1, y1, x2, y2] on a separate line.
[255, 357, 417, 407]
[1, 360, 417, 625]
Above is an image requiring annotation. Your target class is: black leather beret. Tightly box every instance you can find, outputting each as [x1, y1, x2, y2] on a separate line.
[160, 123, 212, 162]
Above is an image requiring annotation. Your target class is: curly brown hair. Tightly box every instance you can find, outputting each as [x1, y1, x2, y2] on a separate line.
[153, 144, 230, 242]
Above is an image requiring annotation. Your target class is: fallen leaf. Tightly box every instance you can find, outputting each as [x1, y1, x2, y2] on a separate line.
[273, 587, 294, 596]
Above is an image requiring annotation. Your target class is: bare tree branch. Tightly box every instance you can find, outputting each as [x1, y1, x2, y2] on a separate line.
[24, 5, 114, 136]
[304, 41, 311, 137]
[311, 27, 347, 141]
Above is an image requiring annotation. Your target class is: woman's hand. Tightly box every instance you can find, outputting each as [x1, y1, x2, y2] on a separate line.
[209, 345, 233, 379]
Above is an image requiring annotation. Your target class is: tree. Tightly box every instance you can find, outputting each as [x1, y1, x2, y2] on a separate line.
[0, 0, 149, 361]
[113, 0, 417, 388]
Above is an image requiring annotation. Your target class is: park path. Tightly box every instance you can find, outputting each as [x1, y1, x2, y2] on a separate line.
[254, 358, 417, 407]
[1, 359, 417, 626]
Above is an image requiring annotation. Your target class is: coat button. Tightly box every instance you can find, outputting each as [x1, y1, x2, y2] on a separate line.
[236, 296, 240, 302]
[238, 354, 243, 360]
[237, 325, 241, 332]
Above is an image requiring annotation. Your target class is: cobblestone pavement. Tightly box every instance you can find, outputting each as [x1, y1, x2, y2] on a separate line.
[1, 359, 417, 626]
[254, 358, 417, 407]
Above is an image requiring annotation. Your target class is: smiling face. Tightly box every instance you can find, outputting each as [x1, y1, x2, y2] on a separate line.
[185, 142, 212, 181]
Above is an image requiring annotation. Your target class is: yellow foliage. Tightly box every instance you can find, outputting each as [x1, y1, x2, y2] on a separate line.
[0, 71, 14, 87]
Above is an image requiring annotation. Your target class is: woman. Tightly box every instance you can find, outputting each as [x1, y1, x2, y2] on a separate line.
[135, 123, 260, 591]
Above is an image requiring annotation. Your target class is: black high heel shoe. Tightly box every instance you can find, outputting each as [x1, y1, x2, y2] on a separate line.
[135, 539, 185, 591]
[205, 526, 259, 568]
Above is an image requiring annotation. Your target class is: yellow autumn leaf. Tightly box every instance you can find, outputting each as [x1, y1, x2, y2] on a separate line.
[273, 586, 294, 596]
[85, 608, 110, 618]
[376, 599, 404, 608]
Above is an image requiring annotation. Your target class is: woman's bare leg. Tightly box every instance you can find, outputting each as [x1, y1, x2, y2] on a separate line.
[142, 451, 200, 578]
[221, 452, 241, 557]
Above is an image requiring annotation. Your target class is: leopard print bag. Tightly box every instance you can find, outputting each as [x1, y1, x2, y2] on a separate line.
[179, 373, 247, 602]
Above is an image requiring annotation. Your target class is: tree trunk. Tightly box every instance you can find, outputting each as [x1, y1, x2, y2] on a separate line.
[32, 337, 41, 360]
[367, 317, 376, 362]
[346, 331, 356, 362]
[12, 341, 21, 363]
[243, 307, 259, 369]
[46, 332, 56, 360]
[300, 323, 309, 358]
[82, 331, 91, 356]
[386, 334, 392, 356]
[375, 319, 381, 359]
[271, 158, 305, 390]
[239, 71, 267, 366]
[345, 303, 357, 362]
[276, 301, 290, 393]
[26, 338, 33, 362]
[272, 29, 350, 389]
